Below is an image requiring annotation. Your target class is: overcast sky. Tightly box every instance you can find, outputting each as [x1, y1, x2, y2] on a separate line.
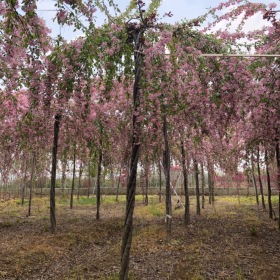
[37, 0, 279, 40]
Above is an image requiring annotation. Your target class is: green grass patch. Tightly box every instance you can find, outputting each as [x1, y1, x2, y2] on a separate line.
[76, 196, 97, 205]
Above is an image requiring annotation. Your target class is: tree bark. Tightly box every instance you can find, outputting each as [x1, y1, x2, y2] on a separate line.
[257, 147, 266, 210]
[61, 156, 67, 195]
[180, 139, 190, 225]
[144, 163, 149, 206]
[194, 159, 201, 215]
[201, 162, 205, 209]
[27, 151, 36, 217]
[50, 114, 61, 234]
[77, 162, 83, 200]
[251, 158, 259, 205]
[207, 159, 215, 205]
[265, 149, 273, 219]
[96, 146, 102, 220]
[116, 166, 122, 202]
[163, 115, 172, 243]
[70, 146, 76, 209]
[87, 160, 91, 198]
[158, 160, 162, 203]
[21, 157, 28, 207]
[119, 26, 144, 280]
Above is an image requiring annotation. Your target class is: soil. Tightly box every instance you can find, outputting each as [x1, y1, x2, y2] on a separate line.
[0, 195, 280, 280]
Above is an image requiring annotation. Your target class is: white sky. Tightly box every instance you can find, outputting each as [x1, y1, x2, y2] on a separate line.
[36, 0, 279, 40]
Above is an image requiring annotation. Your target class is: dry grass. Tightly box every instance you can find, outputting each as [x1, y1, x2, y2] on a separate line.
[0, 195, 280, 279]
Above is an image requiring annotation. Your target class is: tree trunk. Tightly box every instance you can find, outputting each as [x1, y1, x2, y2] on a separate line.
[251, 158, 259, 205]
[27, 151, 36, 217]
[110, 161, 114, 189]
[257, 147, 266, 209]
[194, 159, 201, 215]
[163, 115, 172, 243]
[21, 157, 28, 207]
[116, 166, 122, 202]
[50, 114, 61, 234]
[77, 163, 83, 200]
[158, 160, 162, 203]
[144, 163, 149, 206]
[275, 142, 280, 230]
[119, 26, 144, 280]
[201, 162, 205, 209]
[180, 139, 190, 225]
[207, 159, 215, 205]
[87, 160, 91, 198]
[265, 149, 273, 219]
[70, 146, 76, 209]
[96, 147, 102, 220]
[61, 156, 67, 195]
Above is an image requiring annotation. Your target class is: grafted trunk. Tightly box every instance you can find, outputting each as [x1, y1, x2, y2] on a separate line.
[163, 115, 172, 243]
[96, 146, 102, 220]
[251, 158, 259, 205]
[201, 163, 205, 209]
[27, 151, 36, 217]
[194, 159, 201, 215]
[257, 147, 265, 210]
[265, 149, 273, 219]
[119, 26, 144, 280]
[50, 114, 61, 234]
[180, 139, 190, 225]
[70, 146, 76, 209]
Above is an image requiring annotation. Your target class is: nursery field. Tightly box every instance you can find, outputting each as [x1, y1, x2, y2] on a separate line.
[0, 195, 279, 280]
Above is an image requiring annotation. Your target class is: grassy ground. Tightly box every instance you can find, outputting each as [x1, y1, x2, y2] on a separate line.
[0, 195, 279, 280]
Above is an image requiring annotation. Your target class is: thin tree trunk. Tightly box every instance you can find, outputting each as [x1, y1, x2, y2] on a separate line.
[116, 166, 122, 202]
[257, 147, 266, 209]
[181, 139, 190, 225]
[77, 163, 83, 200]
[158, 160, 162, 203]
[251, 158, 259, 205]
[119, 26, 144, 280]
[96, 146, 102, 220]
[265, 149, 273, 219]
[163, 115, 172, 243]
[27, 151, 36, 217]
[21, 157, 28, 206]
[110, 162, 114, 189]
[50, 114, 61, 234]
[236, 172, 240, 204]
[210, 167, 215, 204]
[144, 164, 149, 206]
[194, 159, 201, 215]
[87, 160, 91, 198]
[207, 159, 215, 205]
[61, 156, 67, 195]
[275, 142, 280, 230]
[70, 146, 76, 209]
[201, 162, 205, 209]
[245, 170, 250, 196]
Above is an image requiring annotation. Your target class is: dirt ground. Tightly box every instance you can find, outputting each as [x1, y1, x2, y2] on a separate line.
[0, 195, 280, 280]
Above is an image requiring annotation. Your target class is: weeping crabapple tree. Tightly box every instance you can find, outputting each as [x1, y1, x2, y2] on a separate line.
[0, 0, 52, 208]
[1, 0, 280, 279]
